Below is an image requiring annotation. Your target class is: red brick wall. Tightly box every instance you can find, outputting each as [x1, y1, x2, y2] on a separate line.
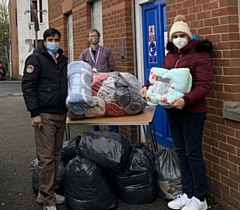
[48, 0, 93, 67]
[166, 0, 240, 209]
[102, 0, 134, 74]
[47, 0, 70, 59]
[71, 1, 92, 59]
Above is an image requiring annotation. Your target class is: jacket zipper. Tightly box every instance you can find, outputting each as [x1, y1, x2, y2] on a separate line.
[174, 53, 182, 68]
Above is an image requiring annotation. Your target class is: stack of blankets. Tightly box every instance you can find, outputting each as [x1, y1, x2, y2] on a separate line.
[66, 61, 145, 120]
[145, 67, 192, 108]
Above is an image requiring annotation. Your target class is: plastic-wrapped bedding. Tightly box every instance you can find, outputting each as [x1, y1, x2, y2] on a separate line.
[113, 143, 157, 204]
[67, 71, 146, 119]
[77, 131, 130, 172]
[96, 72, 145, 115]
[145, 67, 192, 108]
[66, 61, 95, 115]
[64, 155, 117, 210]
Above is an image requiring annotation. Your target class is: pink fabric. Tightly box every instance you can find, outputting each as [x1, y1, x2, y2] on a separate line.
[92, 73, 108, 96]
[105, 101, 126, 117]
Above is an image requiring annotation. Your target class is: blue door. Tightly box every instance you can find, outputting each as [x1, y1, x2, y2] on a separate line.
[142, 0, 173, 148]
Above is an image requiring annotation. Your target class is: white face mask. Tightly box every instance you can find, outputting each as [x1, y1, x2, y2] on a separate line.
[173, 37, 188, 49]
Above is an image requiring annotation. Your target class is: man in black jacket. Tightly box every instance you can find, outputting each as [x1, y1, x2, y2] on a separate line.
[22, 28, 68, 210]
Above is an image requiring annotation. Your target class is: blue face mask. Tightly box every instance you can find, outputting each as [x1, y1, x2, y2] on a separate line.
[46, 42, 60, 53]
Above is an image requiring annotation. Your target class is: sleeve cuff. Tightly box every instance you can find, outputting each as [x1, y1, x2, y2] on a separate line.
[30, 109, 39, 118]
[183, 96, 190, 105]
[142, 83, 151, 89]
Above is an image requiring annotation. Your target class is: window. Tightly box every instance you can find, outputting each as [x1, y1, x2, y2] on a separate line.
[30, 0, 43, 23]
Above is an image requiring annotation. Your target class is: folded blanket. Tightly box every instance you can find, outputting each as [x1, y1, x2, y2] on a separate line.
[84, 96, 106, 118]
[105, 101, 127, 117]
[67, 111, 85, 120]
[92, 73, 108, 96]
[66, 61, 95, 114]
[68, 96, 106, 120]
[146, 67, 192, 107]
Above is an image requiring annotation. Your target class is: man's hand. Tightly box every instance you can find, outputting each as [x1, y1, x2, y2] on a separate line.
[140, 86, 147, 98]
[31, 116, 43, 129]
[170, 98, 185, 110]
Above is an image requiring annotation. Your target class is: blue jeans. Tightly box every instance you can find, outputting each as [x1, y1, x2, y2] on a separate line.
[91, 125, 119, 132]
[166, 110, 206, 201]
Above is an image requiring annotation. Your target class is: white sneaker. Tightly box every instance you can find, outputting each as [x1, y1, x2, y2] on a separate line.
[182, 196, 208, 210]
[167, 193, 190, 209]
[36, 191, 65, 204]
[43, 205, 57, 210]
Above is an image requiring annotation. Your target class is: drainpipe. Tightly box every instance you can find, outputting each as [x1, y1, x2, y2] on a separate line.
[9, 44, 12, 80]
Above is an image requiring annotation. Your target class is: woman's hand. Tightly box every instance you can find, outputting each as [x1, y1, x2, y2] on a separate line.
[170, 98, 185, 110]
[140, 86, 147, 98]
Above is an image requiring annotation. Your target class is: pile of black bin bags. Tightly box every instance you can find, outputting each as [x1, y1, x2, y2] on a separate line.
[64, 131, 158, 210]
[31, 131, 182, 210]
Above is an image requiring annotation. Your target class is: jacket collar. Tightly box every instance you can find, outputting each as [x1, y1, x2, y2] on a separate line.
[33, 41, 64, 56]
[166, 39, 213, 54]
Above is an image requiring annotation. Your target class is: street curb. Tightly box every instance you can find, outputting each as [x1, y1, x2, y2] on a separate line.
[0, 93, 23, 98]
[0, 80, 21, 83]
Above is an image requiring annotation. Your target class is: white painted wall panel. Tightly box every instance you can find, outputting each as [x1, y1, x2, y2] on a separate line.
[93, 0, 103, 45]
[67, 13, 74, 62]
[17, 0, 49, 75]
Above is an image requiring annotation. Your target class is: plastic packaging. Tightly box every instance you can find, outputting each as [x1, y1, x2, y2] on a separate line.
[78, 131, 130, 172]
[64, 155, 117, 210]
[155, 147, 182, 200]
[113, 143, 157, 204]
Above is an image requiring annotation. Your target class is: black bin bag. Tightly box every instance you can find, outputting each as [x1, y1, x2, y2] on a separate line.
[64, 155, 117, 210]
[113, 143, 157, 204]
[61, 135, 81, 167]
[78, 131, 130, 172]
[31, 159, 65, 195]
[155, 147, 182, 200]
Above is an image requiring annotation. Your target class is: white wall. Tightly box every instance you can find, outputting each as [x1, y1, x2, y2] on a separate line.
[133, 0, 152, 143]
[93, 0, 103, 45]
[134, 0, 151, 85]
[67, 13, 74, 63]
[17, 0, 49, 75]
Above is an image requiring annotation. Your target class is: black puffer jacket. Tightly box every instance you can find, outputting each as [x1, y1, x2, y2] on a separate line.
[22, 41, 68, 117]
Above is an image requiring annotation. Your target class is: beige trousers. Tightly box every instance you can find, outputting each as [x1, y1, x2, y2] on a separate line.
[34, 113, 66, 206]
